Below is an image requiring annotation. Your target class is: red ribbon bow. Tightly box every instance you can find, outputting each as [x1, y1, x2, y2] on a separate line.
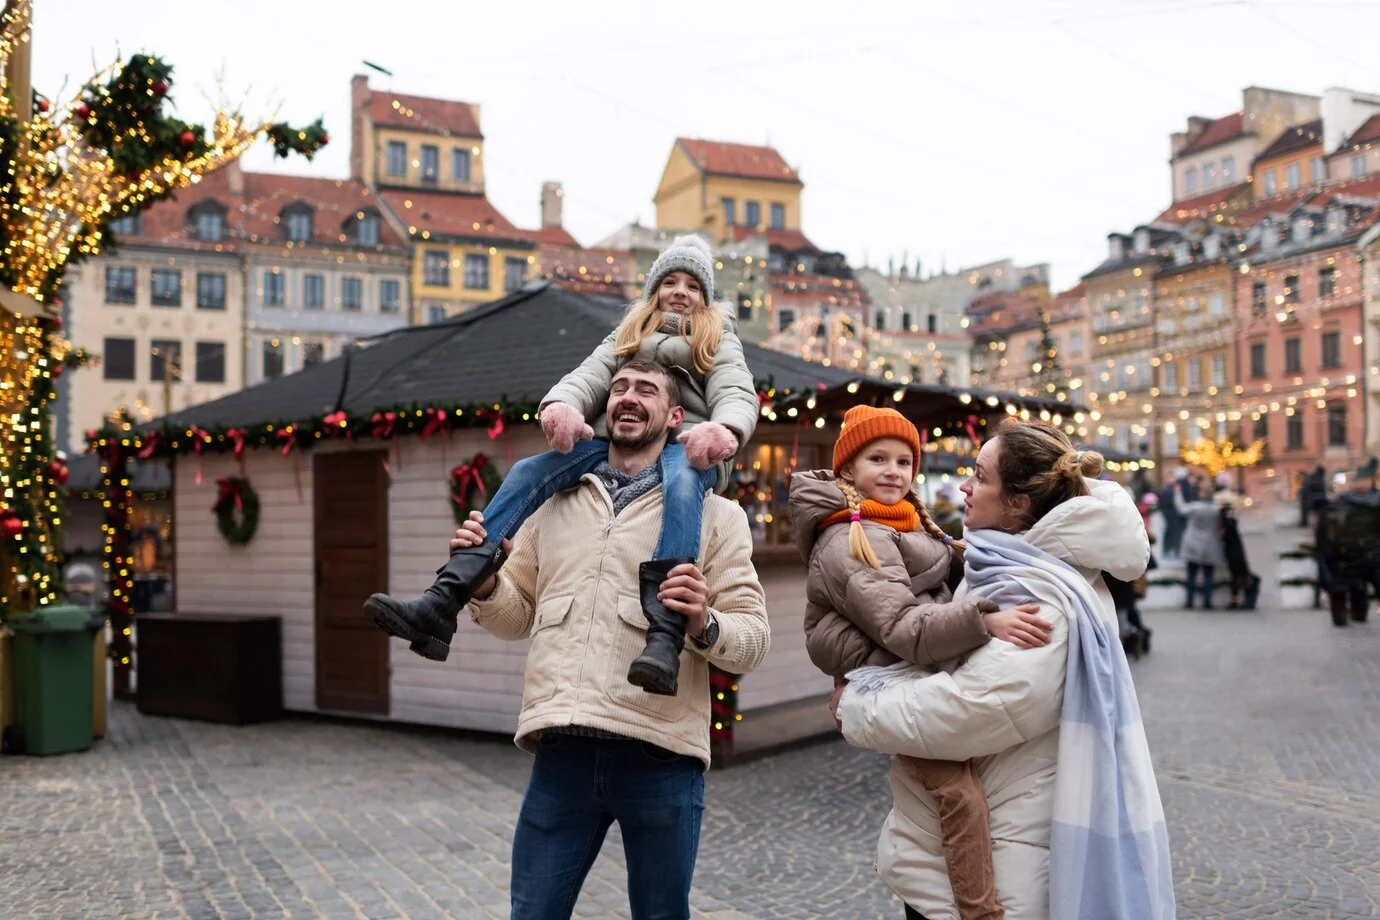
[189, 425, 210, 484]
[964, 414, 981, 447]
[322, 411, 349, 436]
[450, 453, 489, 503]
[213, 477, 243, 513]
[276, 427, 297, 455]
[421, 408, 450, 442]
[370, 411, 396, 440]
[478, 408, 505, 440]
[226, 428, 248, 476]
[137, 432, 162, 459]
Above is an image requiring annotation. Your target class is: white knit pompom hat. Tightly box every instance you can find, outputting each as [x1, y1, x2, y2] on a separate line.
[643, 234, 715, 302]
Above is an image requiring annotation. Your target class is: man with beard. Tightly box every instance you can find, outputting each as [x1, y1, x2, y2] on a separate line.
[451, 358, 770, 919]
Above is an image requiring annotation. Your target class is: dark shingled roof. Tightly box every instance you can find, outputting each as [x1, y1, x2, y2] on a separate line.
[156, 281, 858, 430]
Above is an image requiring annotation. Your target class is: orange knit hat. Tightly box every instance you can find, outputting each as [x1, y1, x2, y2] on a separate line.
[832, 405, 922, 475]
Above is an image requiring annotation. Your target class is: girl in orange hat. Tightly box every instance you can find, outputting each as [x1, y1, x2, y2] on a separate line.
[790, 405, 1053, 920]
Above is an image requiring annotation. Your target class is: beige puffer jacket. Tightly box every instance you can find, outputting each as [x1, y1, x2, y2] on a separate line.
[789, 471, 996, 679]
[540, 302, 760, 487]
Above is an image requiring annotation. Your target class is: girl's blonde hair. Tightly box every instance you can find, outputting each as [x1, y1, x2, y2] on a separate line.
[837, 476, 966, 571]
[613, 287, 723, 376]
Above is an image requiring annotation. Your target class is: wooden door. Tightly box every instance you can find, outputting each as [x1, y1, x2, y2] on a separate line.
[313, 450, 390, 714]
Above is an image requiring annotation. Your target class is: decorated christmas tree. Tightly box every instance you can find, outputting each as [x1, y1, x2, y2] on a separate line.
[0, 0, 327, 620]
[1029, 310, 1064, 394]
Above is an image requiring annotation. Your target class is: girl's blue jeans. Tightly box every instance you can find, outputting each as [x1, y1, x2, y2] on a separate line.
[475, 439, 716, 560]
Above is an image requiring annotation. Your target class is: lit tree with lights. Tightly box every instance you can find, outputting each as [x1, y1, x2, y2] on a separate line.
[0, 0, 327, 619]
[1029, 310, 1065, 394]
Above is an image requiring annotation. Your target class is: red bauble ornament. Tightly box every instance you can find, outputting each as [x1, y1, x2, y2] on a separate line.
[153, 79, 169, 96]
[0, 512, 22, 539]
[180, 130, 195, 145]
[48, 460, 69, 485]
[321, 133, 330, 145]
[76, 103, 91, 119]
[36, 98, 50, 113]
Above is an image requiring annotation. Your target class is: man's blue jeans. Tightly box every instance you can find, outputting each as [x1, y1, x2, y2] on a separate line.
[478, 440, 717, 560]
[510, 733, 705, 920]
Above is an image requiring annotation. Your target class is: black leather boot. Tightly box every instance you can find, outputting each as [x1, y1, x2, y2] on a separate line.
[362, 543, 506, 662]
[627, 557, 695, 696]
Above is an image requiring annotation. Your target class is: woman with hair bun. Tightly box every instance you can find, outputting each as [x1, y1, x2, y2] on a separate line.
[831, 419, 1173, 920]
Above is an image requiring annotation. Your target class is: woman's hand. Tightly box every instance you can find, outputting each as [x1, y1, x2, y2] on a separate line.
[828, 679, 848, 732]
[982, 604, 1054, 649]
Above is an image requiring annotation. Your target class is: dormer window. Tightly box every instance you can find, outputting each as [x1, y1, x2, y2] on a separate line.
[282, 203, 314, 243]
[1133, 229, 1150, 254]
[1261, 220, 1279, 251]
[187, 201, 227, 242]
[355, 213, 381, 246]
[108, 213, 144, 237]
[1203, 236, 1221, 260]
[1173, 241, 1190, 266]
[1109, 236, 1124, 261]
[1326, 207, 1345, 234]
[1291, 218, 1311, 244]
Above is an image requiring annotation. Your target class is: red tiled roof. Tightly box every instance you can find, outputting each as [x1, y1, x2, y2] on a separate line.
[677, 138, 800, 182]
[366, 89, 483, 138]
[1179, 112, 1246, 157]
[1255, 118, 1322, 162]
[379, 189, 529, 244]
[727, 225, 816, 251]
[1154, 181, 1252, 225]
[116, 166, 240, 250]
[526, 225, 581, 248]
[1054, 283, 1087, 304]
[240, 174, 406, 248]
[1340, 113, 1380, 150]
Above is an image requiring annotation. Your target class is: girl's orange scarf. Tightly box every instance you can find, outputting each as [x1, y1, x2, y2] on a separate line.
[818, 499, 920, 534]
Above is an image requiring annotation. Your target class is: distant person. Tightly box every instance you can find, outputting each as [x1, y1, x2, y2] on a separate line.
[1158, 468, 1189, 560]
[1315, 463, 1380, 627]
[1300, 465, 1327, 528]
[930, 483, 966, 541]
[1176, 473, 1231, 610]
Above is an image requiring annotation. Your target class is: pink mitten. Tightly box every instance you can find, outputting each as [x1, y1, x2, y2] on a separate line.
[678, 422, 740, 470]
[540, 402, 593, 453]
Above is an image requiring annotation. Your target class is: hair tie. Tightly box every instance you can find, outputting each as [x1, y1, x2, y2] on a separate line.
[1074, 450, 1085, 464]
[942, 534, 954, 545]
[849, 512, 861, 523]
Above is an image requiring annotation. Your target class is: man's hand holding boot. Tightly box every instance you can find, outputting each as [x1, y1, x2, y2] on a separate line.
[656, 563, 710, 640]
[449, 512, 512, 601]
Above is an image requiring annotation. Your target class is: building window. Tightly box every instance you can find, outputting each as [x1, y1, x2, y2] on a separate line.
[194, 341, 225, 383]
[770, 203, 785, 230]
[1251, 282, 1267, 317]
[105, 266, 136, 304]
[901, 312, 914, 332]
[1284, 274, 1299, 304]
[1284, 336, 1302, 374]
[341, 277, 363, 311]
[1203, 161, 1217, 189]
[1184, 167, 1198, 195]
[744, 201, 761, 228]
[768, 251, 785, 273]
[1327, 403, 1347, 447]
[303, 274, 325, 309]
[452, 148, 471, 182]
[196, 272, 226, 310]
[1311, 156, 1326, 183]
[1253, 415, 1269, 441]
[874, 310, 886, 330]
[1070, 330, 1083, 357]
[379, 279, 400, 314]
[777, 308, 795, 334]
[1285, 162, 1301, 190]
[189, 204, 226, 243]
[148, 269, 181, 307]
[738, 294, 753, 322]
[1353, 153, 1367, 178]
[1263, 169, 1278, 196]
[149, 339, 182, 383]
[504, 256, 527, 293]
[356, 215, 380, 246]
[284, 207, 313, 242]
[263, 270, 285, 306]
[1321, 330, 1341, 368]
[463, 253, 490, 289]
[102, 337, 135, 380]
[1211, 353, 1226, 387]
[1163, 361, 1178, 391]
[1209, 292, 1225, 315]
[1249, 342, 1266, 378]
[423, 250, 450, 287]
[927, 314, 938, 333]
[1286, 412, 1305, 450]
[427, 304, 447, 324]
[1319, 266, 1337, 298]
[387, 140, 407, 176]
[1187, 358, 1202, 391]
[1026, 340, 1038, 362]
[262, 340, 284, 380]
[420, 144, 439, 184]
[302, 341, 325, 367]
[1222, 155, 1236, 181]
[108, 213, 143, 237]
[721, 197, 736, 226]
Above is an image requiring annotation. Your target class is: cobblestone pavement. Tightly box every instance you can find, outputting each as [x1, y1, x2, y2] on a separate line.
[2, 515, 1377, 919]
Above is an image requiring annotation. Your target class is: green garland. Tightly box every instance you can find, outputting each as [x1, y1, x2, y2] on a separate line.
[212, 477, 259, 545]
[450, 453, 505, 525]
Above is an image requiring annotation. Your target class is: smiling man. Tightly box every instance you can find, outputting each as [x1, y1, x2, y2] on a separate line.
[451, 359, 770, 920]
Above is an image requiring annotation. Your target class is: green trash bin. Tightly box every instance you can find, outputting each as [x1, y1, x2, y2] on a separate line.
[10, 606, 104, 756]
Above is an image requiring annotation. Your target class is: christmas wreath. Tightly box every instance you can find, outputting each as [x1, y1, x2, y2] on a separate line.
[450, 453, 504, 525]
[212, 476, 259, 545]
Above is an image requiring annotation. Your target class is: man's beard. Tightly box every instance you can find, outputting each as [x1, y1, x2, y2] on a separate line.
[609, 425, 669, 452]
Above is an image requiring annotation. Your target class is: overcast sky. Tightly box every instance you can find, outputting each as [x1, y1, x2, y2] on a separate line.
[29, 0, 1380, 291]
